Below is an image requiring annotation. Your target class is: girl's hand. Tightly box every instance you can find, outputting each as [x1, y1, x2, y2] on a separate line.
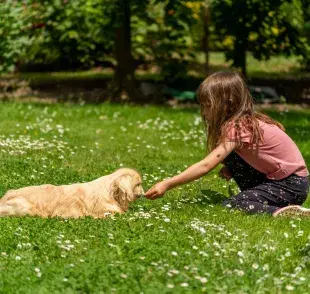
[145, 181, 169, 200]
[219, 166, 232, 181]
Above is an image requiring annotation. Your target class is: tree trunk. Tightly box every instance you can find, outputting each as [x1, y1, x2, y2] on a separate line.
[202, 3, 210, 73]
[232, 36, 247, 77]
[113, 0, 140, 101]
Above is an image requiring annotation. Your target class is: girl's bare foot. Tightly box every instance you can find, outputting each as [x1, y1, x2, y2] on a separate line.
[273, 205, 310, 217]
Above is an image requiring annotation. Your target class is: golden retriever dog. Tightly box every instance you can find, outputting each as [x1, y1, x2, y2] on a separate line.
[0, 168, 144, 218]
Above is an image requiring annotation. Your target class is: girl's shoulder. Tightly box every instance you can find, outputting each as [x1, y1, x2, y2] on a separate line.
[223, 120, 252, 144]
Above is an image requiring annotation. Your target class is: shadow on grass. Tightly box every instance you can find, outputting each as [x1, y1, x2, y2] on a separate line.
[200, 189, 228, 204]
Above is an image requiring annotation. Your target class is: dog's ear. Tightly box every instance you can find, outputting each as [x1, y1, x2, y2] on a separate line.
[111, 174, 134, 202]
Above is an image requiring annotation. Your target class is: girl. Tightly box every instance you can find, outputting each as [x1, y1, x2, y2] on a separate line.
[145, 71, 309, 217]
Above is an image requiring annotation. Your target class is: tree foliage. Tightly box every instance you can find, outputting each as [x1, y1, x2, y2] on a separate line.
[211, 0, 307, 75]
[0, 0, 33, 72]
[0, 0, 309, 84]
[23, 0, 113, 70]
[301, 0, 310, 69]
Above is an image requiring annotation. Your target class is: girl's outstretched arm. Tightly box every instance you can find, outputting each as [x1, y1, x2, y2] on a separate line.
[145, 142, 236, 199]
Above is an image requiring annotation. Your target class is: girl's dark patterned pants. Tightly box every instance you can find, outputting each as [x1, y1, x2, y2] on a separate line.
[222, 152, 309, 214]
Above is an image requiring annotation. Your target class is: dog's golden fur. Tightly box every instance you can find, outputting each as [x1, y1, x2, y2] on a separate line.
[0, 168, 144, 218]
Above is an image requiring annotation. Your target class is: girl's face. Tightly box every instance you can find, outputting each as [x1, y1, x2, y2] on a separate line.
[201, 104, 211, 122]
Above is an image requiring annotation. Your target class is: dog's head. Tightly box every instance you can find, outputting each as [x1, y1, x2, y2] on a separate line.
[110, 168, 144, 209]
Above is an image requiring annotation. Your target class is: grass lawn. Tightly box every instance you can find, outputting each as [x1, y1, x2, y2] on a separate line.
[3, 52, 309, 86]
[0, 102, 309, 293]
[200, 53, 308, 79]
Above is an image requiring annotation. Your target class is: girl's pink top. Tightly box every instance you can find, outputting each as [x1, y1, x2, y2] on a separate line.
[226, 121, 309, 180]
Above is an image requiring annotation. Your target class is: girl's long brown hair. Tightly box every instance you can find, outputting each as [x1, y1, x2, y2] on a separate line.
[197, 71, 284, 152]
